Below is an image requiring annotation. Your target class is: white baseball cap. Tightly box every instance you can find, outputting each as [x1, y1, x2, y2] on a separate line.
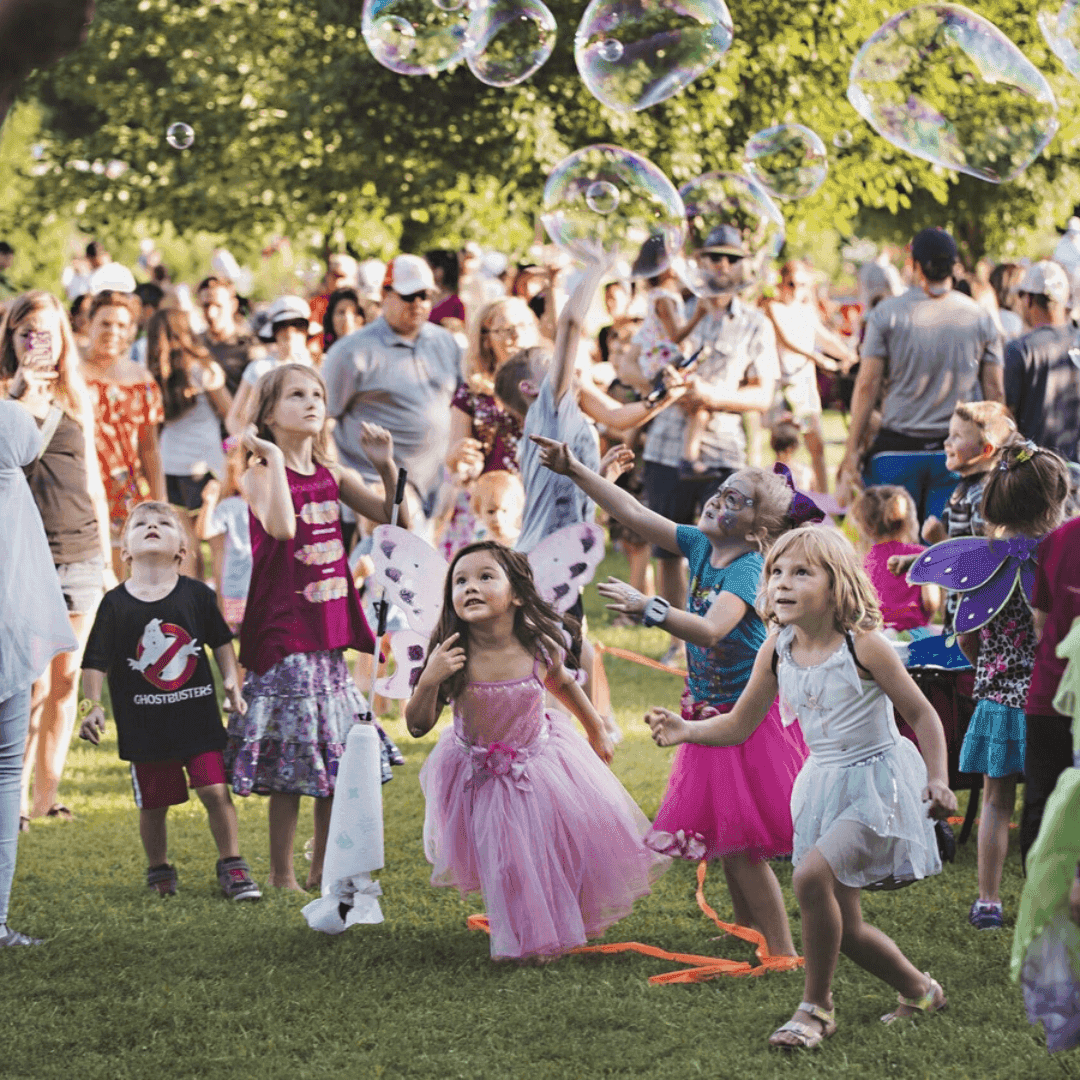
[88, 263, 136, 294]
[257, 294, 318, 340]
[1019, 260, 1071, 306]
[384, 254, 435, 297]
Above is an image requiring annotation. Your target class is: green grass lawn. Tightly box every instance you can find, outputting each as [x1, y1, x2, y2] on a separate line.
[4, 479, 1074, 1077]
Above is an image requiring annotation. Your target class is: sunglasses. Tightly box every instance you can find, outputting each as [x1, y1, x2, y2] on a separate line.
[704, 252, 743, 264]
[395, 290, 431, 304]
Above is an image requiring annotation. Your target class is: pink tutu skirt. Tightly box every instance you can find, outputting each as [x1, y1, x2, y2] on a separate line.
[420, 709, 670, 961]
[646, 689, 809, 862]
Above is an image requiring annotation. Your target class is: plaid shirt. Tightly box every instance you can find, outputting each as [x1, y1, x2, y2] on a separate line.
[644, 297, 780, 469]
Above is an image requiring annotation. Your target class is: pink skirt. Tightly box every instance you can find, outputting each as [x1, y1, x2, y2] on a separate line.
[645, 689, 809, 862]
[419, 710, 669, 961]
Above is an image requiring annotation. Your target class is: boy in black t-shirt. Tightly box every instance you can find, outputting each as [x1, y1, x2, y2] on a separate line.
[79, 502, 260, 900]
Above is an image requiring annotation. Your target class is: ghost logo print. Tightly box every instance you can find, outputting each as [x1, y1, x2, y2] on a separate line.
[128, 617, 201, 691]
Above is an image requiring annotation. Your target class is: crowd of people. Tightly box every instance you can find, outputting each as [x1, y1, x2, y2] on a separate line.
[2, 222, 1080, 1054]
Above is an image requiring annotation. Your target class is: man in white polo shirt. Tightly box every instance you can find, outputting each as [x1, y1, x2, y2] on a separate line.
[322, 254, 463, 527]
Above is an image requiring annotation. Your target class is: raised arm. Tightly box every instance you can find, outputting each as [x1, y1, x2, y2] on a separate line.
[599, 579, 749, 649]
[239, 428, 295, 540]
[336, 423, 411, 528]
[646, 636, 779, 746]
[551, 257, 610, 406]
[531, 434, 680, 555]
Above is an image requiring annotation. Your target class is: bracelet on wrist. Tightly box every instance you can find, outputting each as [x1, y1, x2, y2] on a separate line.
[77, 698, 102, 719]
[642, 596, 671, 628]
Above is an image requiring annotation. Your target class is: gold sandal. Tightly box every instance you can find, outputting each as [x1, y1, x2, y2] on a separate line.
[881, 972, 947, 1024]
[769, 1001, 837, 1049]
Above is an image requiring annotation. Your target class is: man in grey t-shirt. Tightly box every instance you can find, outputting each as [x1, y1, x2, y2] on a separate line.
[322, 255, 462, 515]
[839, 228, 1004, 521]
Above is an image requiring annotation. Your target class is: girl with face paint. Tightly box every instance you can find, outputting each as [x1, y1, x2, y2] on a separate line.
[534, 435, 818, 962]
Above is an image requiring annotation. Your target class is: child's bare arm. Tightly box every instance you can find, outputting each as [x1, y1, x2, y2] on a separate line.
[239, 430, 295, 540]
[337, 424, 411, 528]
[551, 255, 611, 406]
[405, 635, 464, 737]
[920, 584, 942, 619]
[1033, 607, 1048, 643]
[956, 630, 980, 668]
[857, 632, 956, 817]
[78, 668, 107, 744]
[921, 516, 946, 545]
[213, 643, 246, 716]
[646, 638, 779, 747]
[543, 652, 613, 764]
[598, 578, 748, 649]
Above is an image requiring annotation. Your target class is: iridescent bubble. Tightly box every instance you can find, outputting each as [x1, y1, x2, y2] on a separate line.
[672, 172, 785, 298]
[541, 144, 686, 279]
[166, 122, 195, 150]
[1039, 0, 1080, 81]
[362, 0, 469, 76]
[743, 124, 828, 201]
[104, 159, 128, 180]
[848, 4, 1058, 183]
[465, 0, 557, 88]
[433, 0, 465, 10]
[574, 0, 733, 113]
[832, 130, 854, 150]
[585, 180, 620, 213]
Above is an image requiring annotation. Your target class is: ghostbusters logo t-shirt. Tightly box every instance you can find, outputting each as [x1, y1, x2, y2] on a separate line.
[82, 576, 233, 762]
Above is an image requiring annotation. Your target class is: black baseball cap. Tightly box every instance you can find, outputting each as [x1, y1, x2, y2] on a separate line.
[911, 228, 958, 268]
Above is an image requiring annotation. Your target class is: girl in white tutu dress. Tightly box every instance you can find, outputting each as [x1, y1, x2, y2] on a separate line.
[406, 540, 668, 962]
[648, 526, 956, 1049]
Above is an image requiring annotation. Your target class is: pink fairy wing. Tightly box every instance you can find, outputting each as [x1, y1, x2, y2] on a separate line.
[526, 523, 606, 614]
[371, 525, 447, 636]
[906, 536, 1010, 592]
[374, 629, 430, 700]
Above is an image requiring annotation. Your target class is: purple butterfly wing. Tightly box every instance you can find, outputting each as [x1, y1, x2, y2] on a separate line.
[1019, 560, 1037, 604]
[952, 562, 1021, 635]
[907, 536, 1010, 592]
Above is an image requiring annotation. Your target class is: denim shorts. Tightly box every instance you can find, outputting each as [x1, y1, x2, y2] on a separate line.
[55, 553, 105, 615]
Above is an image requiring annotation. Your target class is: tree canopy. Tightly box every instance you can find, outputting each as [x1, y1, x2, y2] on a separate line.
[7, 0, 1080, 272]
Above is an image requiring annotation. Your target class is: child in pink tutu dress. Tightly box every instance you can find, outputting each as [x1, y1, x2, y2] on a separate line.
[534, 435, 818, 961]
[405, 540, 668, 961]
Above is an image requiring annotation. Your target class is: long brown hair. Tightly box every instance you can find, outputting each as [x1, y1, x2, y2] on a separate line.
[0, 290, 86, 420]
[247, 363, 334, 468]
[146, 308, 213, 421]
[424, 540, 579, 703]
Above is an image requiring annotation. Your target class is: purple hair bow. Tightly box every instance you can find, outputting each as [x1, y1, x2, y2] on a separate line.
[907, 534, 1038, 639]
[773, 463, 826, 525]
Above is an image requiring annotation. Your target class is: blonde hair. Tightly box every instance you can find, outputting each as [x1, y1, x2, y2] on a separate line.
[0, 290, 87, 420]
[953, 400, 1016, 452]
[850, 485, 918, 543]
[464, 296, 539, 394]
[471, 469, 524, 515]
[730, 467, 799, 554]
[758, 526, 883, 633]
[121, 501, 187, 562]
[247, 363, 334, 468]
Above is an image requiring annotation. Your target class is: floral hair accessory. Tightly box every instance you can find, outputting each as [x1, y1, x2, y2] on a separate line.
[773, 463, 826, 525]
[223, 434, 241, 453]
[999, 438, 1039, 470]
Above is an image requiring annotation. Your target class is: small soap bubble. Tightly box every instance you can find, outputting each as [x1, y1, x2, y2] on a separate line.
[362, 0, 469, 76]
[848, 4, 1058, 183]
[585, 180, 620, 214]
[598, 37, 623, 62]
[1039, 0, 1080, 81]
[465, 0, 557, 88]
[541, 144, 686, 279]
[673, 172, 785, 298]
[743, 124, 828, 201]
[165, 122, 194, 150]
[832, 129, 854, 149]
[574, 0, 733, 112]
[104, 160, 128, 180]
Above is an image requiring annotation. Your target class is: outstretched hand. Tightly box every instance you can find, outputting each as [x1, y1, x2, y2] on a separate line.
[645, 706, 690, 747]
[596, 576, 647, 619]
[530, 435, 576, 475]
[599, 444, 634, 482]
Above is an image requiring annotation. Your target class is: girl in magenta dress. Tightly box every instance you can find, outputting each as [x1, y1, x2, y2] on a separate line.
[225, 364, 406, 892]
[406, 541, 668, 961]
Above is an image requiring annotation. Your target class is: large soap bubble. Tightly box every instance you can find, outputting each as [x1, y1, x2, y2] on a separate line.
[362, 0, 470, 76]
[574, 0, 733, 113]
[541, 145, 686, 279]
[465, 0, 557, 87]
[743, 124, 828, 201]
[166, 122, 194, 150]
[673, 172, 785, 298]
[848, 4, 1058, 183]
[1039, 1, 1080, 81]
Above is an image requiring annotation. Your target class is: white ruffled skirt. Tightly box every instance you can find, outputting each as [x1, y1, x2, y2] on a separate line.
[791, 738, 941, 890]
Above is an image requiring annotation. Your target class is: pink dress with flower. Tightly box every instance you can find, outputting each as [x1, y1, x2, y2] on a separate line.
[419, 655, 669, 960]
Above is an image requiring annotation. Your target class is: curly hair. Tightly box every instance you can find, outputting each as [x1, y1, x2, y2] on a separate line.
[758, 526, 883, 633]
[424, 540, 579, 704]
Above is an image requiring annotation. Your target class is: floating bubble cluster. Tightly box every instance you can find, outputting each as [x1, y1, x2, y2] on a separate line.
[848, 4, 1058, 183]
[743, 124, 828, 200]
[166, 122, 195, 150]
[465, 0, 557, 87]
[541, 145, 686, 279]
[673, 172, 785, 298]
[1039, 0, 1080, 81]
[362, 0, 470, 76]
[574, 0, 733, 112]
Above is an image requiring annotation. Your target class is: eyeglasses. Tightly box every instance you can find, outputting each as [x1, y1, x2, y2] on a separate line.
[395, 290, 431, 304]
[483, 323, 528, 337]
[703, 252, 743, 265]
